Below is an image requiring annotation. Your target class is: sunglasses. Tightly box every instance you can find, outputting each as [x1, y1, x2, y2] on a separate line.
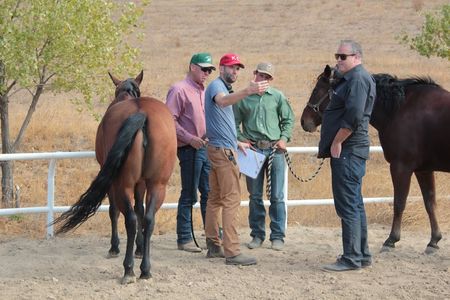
[335, 53, 356, 60]
[197, 65, 214, 74]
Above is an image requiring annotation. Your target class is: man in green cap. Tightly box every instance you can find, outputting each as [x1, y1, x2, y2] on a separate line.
[166, 52, 216, 252]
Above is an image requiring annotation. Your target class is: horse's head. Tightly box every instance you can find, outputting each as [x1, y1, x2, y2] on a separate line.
[300, 65, 336, 132]
[108, 70, 144, 102]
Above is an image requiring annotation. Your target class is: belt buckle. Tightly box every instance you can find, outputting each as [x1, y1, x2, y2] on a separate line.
[256, 140, 271, 149]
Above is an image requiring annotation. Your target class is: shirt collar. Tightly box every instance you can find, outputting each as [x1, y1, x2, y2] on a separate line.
[186, 75, 205, 91]
[264, 86, 274, 95]
[343, 64, 362, 81]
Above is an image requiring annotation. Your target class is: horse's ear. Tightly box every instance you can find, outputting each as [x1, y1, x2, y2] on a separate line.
[135, 70, 144, 86]
[324, 65, 332, 78]
[108, 72, 121, 87]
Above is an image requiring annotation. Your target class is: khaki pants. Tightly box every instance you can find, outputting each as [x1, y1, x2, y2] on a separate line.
[205, 145, 241, 257]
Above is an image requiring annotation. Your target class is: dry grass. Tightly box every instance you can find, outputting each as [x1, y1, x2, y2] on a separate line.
[1, 0, 450, 239]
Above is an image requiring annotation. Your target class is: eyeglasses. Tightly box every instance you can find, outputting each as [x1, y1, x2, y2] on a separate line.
[335, 53, 356, 60]
[196, 65, 214, 74]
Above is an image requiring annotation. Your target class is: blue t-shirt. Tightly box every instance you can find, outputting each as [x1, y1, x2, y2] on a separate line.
[205, 78, 237, 150]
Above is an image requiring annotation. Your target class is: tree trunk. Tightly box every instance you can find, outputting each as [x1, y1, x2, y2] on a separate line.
[0, 61, 14, 207]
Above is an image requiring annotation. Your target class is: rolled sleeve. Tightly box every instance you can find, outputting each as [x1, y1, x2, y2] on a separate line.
[278, 96, 295, 142]
[340, 80, 367, 131]
[166, 86, 195, 145]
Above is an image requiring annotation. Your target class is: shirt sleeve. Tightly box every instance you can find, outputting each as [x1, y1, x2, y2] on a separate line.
[340, 79, 368, 131]
[166, 86, 195, 144]
[233, 102, 246, 142]
[278, 94, 295, 142]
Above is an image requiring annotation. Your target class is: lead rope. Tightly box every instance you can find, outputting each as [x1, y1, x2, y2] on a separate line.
[265, 146, 326, 199]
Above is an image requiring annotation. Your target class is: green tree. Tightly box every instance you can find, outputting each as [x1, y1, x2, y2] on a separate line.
[401, 4, 450, 60]
[0, 0, 149, 207]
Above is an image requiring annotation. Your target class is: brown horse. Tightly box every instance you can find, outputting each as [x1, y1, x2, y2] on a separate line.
[52, 71, 177, 284]
[301, 65, 450, 254]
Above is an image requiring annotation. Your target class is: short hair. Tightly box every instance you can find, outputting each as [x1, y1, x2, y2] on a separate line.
[340, 39, 363, 58]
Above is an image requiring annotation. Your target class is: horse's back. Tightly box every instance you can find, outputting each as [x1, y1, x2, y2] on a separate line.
[138, 97, 177, 183]
[95, 99, 141, 165]
[380, 85, 450, 171]
[95, 97, 176, 184]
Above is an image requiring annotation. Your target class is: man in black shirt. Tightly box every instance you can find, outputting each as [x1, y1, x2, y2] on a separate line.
[319, 40, 376, 272]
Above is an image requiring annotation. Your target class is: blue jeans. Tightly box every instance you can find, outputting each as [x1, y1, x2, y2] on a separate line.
[331, 153, 371, 268]
[247, 148, 286, 241]
[176, 146, 210, 244]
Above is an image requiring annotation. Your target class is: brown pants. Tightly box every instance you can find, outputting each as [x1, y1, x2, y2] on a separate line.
[205, 145, 241, 257]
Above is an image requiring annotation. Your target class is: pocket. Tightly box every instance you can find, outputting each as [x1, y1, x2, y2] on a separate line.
[344, 155, 365, 183]
[224, 149, 237, 166]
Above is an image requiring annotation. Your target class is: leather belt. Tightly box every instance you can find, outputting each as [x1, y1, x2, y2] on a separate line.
[254, 140, 276, 149]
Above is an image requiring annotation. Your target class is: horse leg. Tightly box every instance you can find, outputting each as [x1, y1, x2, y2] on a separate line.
[121, 193, 138, 285]
[140, 186, 162, 280]
[134, 181, 145, 258]
[381, 164, 413, 252]
[108, 192, 120, 258]
[415, 171, 442, 254]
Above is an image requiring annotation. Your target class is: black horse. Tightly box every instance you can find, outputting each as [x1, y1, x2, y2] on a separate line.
[301, 65, 450, 253]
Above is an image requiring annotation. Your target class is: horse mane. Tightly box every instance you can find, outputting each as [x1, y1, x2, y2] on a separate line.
[372, 73, 440, 116]
[116, 79, 141, 99]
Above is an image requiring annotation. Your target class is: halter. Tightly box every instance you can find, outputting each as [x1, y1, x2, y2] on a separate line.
[306, 89, 331, 117]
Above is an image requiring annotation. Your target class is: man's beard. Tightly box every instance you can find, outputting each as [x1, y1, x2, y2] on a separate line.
[224, 72, 236, 84]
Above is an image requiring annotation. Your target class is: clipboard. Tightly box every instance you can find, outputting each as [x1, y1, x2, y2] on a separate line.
[237, 148, 267, 179]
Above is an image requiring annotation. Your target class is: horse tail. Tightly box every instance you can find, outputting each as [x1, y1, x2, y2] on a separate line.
[52, 112, 147, 234]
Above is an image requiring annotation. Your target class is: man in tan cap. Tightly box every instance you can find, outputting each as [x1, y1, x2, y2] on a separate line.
[233, 62, 294, 251]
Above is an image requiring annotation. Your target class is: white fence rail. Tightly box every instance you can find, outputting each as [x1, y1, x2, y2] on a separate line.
[0, 146, 391, 238]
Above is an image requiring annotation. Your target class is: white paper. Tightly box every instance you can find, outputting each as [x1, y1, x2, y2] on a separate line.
[237, 148, 267, 179]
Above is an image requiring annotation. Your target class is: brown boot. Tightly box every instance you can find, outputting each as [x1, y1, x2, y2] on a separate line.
[206, 238, 225, 258]
[225, 253, 257, 266]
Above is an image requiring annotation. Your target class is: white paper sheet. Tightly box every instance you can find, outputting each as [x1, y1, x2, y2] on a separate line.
[237, 148, 267, 179]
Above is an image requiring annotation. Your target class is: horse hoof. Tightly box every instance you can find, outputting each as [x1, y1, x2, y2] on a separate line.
[424, 246, 438, 255]
[107, 251, 120, 258]
[121, 275, 136, 285]
[140, 272, 152, 280]
[134, 252, 143, 259]
[380, 245, 394, 253]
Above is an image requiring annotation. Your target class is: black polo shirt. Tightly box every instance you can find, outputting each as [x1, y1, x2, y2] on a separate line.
[318, 64, 376, 159]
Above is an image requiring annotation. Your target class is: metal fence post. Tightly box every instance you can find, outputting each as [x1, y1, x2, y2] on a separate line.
[284, 160, 288, 230]
[46, 159, 57, 239]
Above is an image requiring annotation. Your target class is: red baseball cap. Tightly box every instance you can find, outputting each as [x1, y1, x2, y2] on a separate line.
[219, 53, 245, 68]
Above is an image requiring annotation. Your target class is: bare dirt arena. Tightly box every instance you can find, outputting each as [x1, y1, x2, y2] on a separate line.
[1, 225, 450, 299]
[1, 0, 450, 299]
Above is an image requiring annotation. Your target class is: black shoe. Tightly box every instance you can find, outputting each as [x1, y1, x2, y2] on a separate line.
[322, 257, 361, 272]
[361, 261, 372, 269]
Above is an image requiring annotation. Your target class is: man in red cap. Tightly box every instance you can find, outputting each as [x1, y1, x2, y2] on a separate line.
[204, 53, 268, 266]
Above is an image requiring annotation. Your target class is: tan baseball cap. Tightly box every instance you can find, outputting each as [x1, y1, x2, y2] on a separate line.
[256, 62, 275, 78]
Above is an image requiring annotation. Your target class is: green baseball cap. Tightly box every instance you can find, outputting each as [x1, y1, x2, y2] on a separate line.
[190, 52, 216, 69]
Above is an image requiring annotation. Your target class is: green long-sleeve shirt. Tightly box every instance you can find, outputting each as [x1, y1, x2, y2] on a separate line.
[233, 86, 295, 143]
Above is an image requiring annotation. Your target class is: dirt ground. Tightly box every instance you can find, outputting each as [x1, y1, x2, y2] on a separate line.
[2, 0, 450, 299]
[1, 225, 450, 300]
